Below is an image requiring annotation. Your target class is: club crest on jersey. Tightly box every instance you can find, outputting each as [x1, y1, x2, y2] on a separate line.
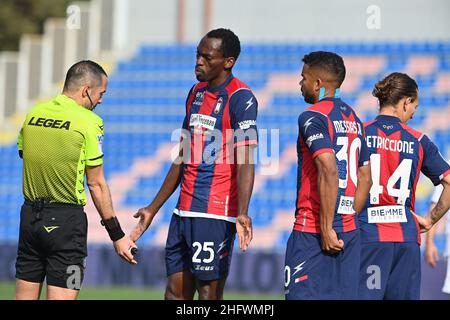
[214, 97, 223, 114]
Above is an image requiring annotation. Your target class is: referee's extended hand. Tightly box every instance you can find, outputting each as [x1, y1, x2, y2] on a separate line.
[130, 207, 155, 242]
[114, 236, 138, 265]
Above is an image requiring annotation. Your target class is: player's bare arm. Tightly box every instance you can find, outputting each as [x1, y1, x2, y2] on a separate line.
[415, 175, 450, 232]
[86, 165, 137, 265]
[236, 145, 255, 252]
[353, 164, 372, 214]
[131, 157, 184, 242]
[424, 202, 440, 267]
[314, 152, 344, 254]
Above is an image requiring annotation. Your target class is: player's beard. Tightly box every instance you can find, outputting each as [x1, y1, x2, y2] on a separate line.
[195, 73, 205, 82]
[195, 67, 206, 82]
[302, 89, 315, 104]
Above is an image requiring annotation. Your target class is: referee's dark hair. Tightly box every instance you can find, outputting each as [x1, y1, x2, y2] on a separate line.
[63, 60, 108, 92]
[206, 28, 241, 61]
[302, 51, 346, 87]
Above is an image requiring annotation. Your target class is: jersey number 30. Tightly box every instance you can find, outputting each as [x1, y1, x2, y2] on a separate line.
[336, 136, 361, 188]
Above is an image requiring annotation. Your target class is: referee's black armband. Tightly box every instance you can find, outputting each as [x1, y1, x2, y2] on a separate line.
[101, 216, 125, 242]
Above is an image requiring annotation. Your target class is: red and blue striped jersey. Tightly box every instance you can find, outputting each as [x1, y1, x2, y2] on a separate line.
[295, 97, 369, 233]
[175, 75, 258, 222]
[360, 115, 450, 244]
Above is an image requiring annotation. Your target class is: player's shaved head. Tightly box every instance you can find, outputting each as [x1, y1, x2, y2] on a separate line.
[63, 60, 108, 93]
[302, 51, 346, 87]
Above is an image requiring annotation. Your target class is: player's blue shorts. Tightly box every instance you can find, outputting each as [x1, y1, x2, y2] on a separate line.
[358, 242, 420, 300]
[165, 214, 236, 281]
[285, 229, 360, 300]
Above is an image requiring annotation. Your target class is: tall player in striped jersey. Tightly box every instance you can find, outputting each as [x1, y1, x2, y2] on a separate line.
[284, 51, 372, 300]
[358, 73, 450, 300]
[130, 29, 257, 300]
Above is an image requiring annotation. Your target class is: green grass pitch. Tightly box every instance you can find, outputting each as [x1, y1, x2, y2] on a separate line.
[0, 282, 283, 300]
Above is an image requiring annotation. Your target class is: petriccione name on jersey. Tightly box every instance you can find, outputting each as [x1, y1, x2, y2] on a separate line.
[367, 205, 407, 223]
[193, 91, 204, 106]
[306, 133, 324, 147]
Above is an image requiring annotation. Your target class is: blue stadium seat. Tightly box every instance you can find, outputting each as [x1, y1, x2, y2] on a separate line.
[3, 42, 450, 247]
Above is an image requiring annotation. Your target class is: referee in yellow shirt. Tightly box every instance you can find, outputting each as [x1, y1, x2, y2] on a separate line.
[15, 60, 137, 300]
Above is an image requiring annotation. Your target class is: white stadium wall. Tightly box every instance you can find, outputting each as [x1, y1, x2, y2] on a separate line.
[1, 0, 450, 120]
[212, 0, 450, 43]
[114, 0, 450, 52]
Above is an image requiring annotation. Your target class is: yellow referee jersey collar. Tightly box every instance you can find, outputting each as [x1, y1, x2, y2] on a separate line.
[54, 94, 85, 110]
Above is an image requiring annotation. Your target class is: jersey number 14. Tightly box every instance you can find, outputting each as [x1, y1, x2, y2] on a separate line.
[369, 154, 412, 205]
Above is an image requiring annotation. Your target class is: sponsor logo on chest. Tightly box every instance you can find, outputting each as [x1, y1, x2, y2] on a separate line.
[189, 113, 216, 131]
[193, 91, 204, 106]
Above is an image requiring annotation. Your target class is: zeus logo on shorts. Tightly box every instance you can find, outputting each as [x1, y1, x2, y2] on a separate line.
[194, 265, 215, 271]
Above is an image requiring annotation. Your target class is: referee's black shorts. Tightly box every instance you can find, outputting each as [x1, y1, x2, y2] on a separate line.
[15, 201, 88, 290]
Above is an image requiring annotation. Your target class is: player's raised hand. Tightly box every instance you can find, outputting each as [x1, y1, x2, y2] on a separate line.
[113, 235, 138, 265]
[130, 207, 155, 242]
[320, 228, 344, 254]
[236, 214, 253, 252]
[412, 212, 433, 233]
